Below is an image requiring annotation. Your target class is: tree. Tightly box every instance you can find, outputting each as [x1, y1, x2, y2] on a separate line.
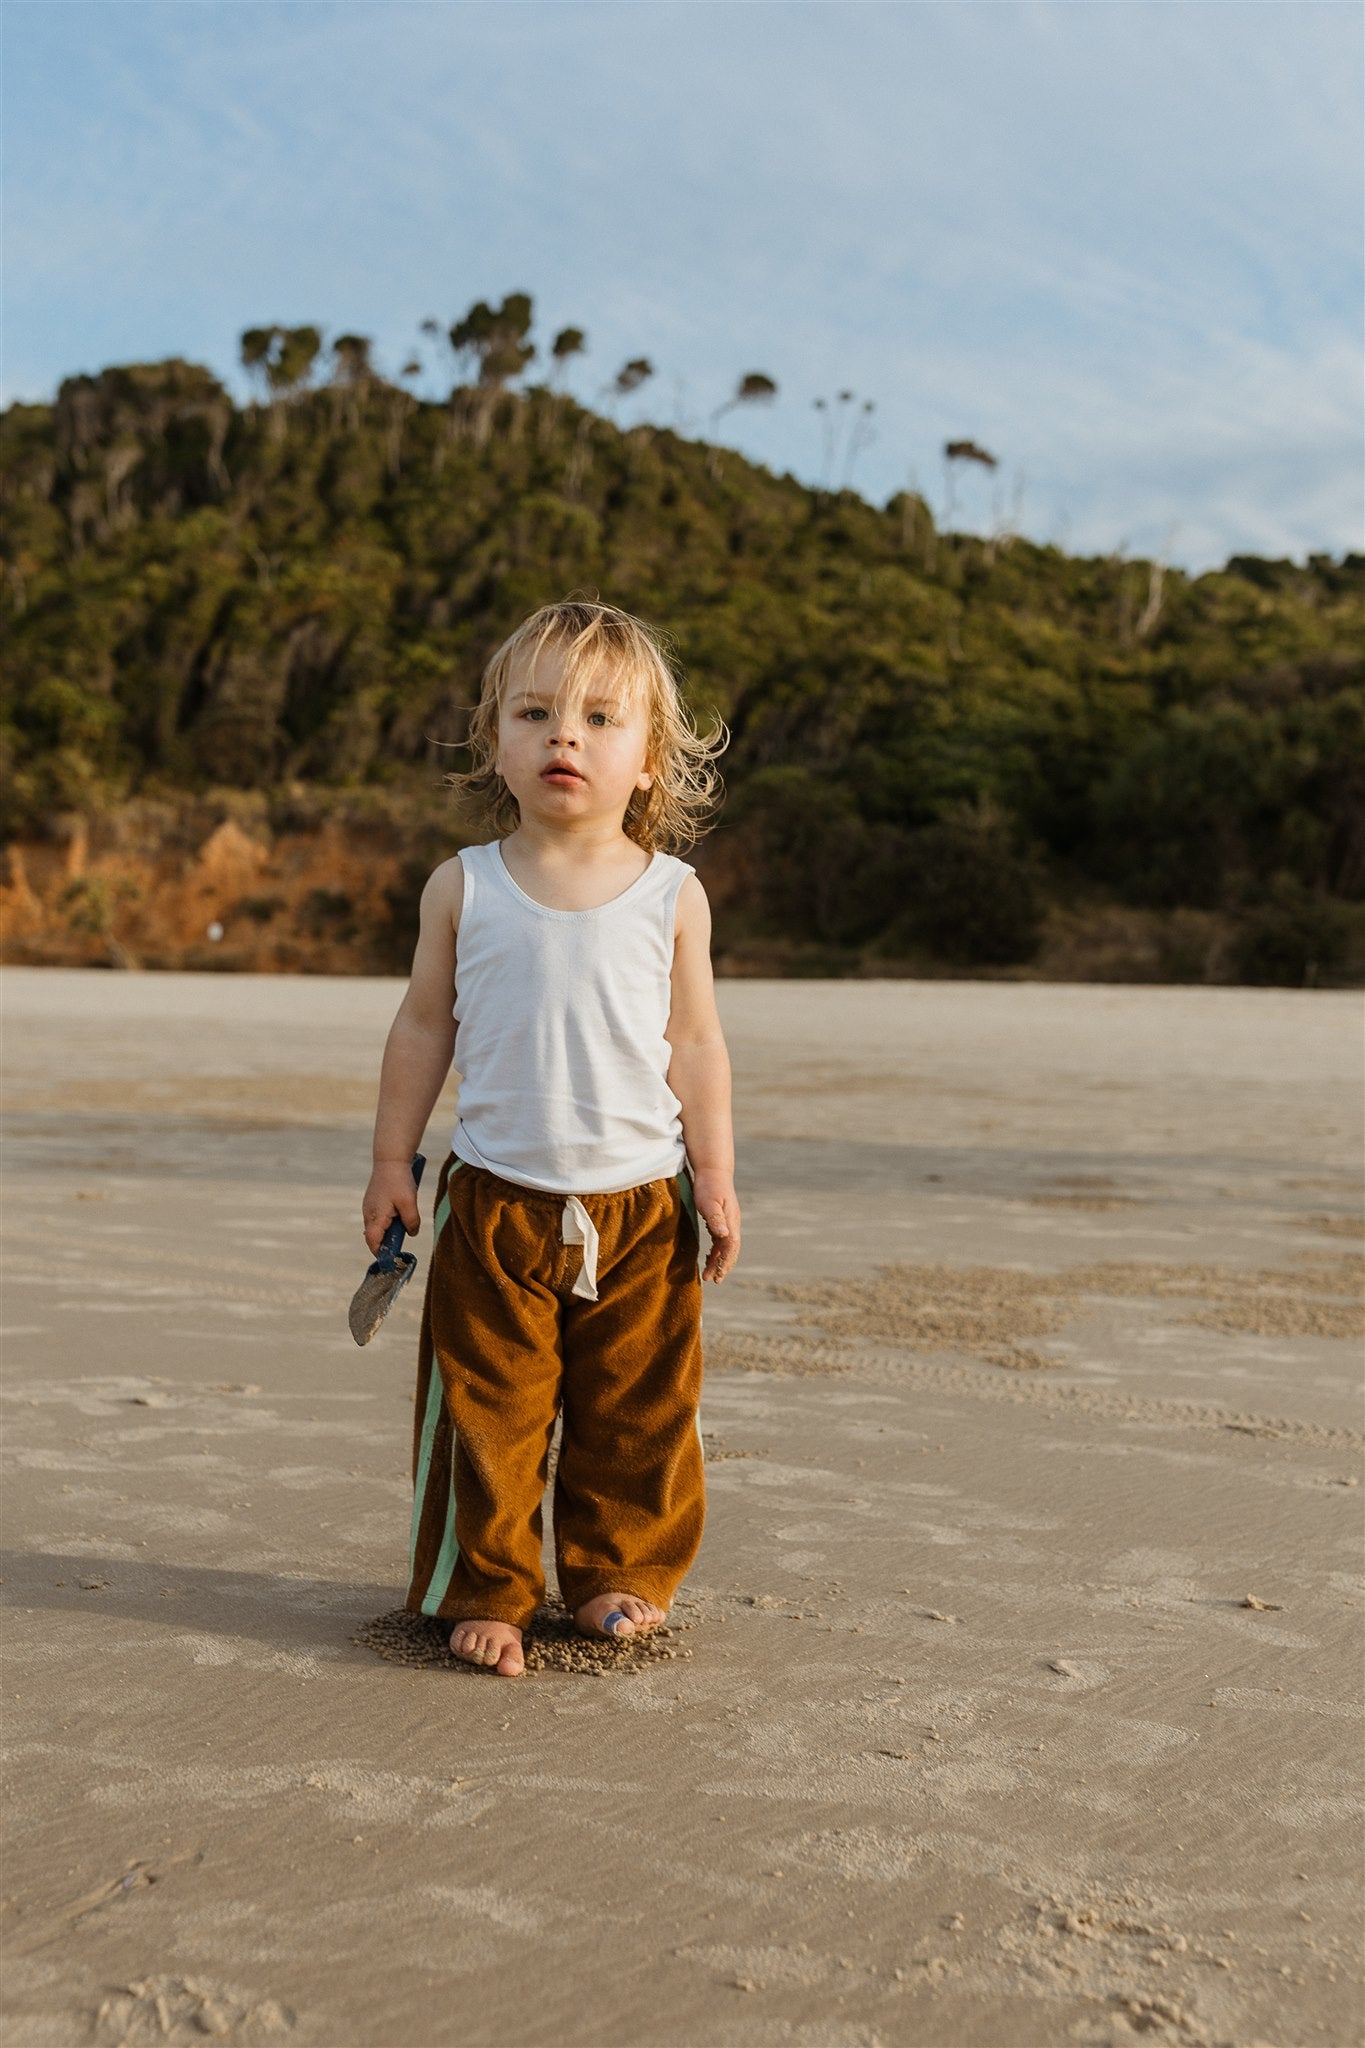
[811, 390, 871, 491]
[607, 358, 654, 415]
[711, 371, 777, 429]
[550, 327, 586, 389]
[840, 400, 876, 489]
[703, 372, 776, 483]
[331, 334, 374, 383]
[238, 325, 323, 441]
[329, 334, 375, 431]
[272, 327, 323, 399]
[942, 437, 998, 531]
[418, 316, 457, 397]
[448, 294, 536, 445]
[1135, 522, 1181, 641]
[385, 358, 425, 479]
[239, 327, 278, 410]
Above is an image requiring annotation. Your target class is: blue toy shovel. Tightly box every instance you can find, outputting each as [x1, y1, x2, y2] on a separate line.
[348, 1153, 426, 1345]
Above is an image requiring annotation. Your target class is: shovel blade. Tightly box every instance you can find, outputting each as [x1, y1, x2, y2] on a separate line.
[348, 1252, 417, 1346]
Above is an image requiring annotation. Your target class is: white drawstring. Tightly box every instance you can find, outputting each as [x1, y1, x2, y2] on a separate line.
[561, 1196, 600, 1301]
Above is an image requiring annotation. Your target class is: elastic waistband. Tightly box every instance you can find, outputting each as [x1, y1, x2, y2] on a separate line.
[446, 1157, 688, 1209]
[441, 1155, 694, 1306]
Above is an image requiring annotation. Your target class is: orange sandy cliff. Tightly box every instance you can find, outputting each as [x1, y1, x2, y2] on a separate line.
[0, 802, 425, 975]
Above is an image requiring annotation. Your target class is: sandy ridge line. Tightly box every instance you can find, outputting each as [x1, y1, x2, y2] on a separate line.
[705, 1331, 1363, 1448]
[5, 1229, 354, 1288]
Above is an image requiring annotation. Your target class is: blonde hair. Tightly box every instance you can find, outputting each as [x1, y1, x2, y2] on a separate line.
[446, 596, 728, 852]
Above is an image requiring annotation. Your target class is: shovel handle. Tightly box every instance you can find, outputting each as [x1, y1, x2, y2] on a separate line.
[376, 1152, 426, 1261]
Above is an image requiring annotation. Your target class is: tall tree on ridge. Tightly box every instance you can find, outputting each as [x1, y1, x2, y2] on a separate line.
[239, 327, 279, 414]
[550, 327, 586, 390]
[449, 293, 536, 446]
[329, 334, 374, 431]
[711, 371, 778, 429]
[605, 357, 654, 420]
[238, 325, 322, 442]
[942, 436, 998, 533]
[706, 372, 777, 480]
[840, 399, 876, 489]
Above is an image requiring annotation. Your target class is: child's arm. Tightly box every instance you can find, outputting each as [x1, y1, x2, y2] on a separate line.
[665, 874, 741, 1283]
[362, 859, 463, 1255]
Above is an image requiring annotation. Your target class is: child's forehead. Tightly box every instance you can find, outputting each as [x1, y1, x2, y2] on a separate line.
[504, 642, 647, 709]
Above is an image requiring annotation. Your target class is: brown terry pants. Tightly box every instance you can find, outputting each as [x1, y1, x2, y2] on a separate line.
[404, 1152, 706, 1631]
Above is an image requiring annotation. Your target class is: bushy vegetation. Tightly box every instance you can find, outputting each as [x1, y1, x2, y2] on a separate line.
[2, 318, 1361, 983]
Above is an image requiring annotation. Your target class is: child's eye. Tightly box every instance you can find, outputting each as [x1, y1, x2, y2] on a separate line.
[523, 707, 548, 720]
[588, 711, 610, 726]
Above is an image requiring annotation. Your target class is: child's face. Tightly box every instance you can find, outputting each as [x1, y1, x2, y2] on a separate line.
[495, 644, 654, 830]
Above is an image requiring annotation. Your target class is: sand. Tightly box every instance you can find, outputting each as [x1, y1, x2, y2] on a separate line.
[2, 969, 1362, 2048]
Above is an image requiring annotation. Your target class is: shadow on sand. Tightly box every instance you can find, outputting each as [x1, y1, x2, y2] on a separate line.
[1, 1549, 400, 1663]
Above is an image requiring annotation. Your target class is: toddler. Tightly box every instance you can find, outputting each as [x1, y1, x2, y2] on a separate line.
[362, 598, 740, 1678]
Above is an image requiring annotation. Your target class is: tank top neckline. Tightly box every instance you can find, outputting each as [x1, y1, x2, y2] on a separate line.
[487, 838, 662, 921]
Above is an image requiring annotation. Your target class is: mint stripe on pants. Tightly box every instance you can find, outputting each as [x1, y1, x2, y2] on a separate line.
[404, 1152, 705, 1630]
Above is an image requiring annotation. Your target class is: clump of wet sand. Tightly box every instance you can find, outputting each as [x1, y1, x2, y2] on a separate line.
[978, 1345, 1065, 1370]
[764, 1248, 1365, 1354]
[95, 1975, 293, 2042]
[355, 1597, 695, 1676]
[770, 1259, 1079, 1352]
[1292, 1212, 1365, 1241]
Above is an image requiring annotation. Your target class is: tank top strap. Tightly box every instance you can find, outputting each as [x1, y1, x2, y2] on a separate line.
[642, 849, 693, 915]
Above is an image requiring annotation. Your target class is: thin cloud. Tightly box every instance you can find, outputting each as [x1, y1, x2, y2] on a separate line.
[2, 0, 1359, 570]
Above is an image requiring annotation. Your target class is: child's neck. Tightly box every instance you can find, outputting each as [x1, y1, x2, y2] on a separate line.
[499, 821, 652, 912]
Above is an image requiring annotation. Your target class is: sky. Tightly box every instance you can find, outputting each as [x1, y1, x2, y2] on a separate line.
[3, 0, 1361, 573]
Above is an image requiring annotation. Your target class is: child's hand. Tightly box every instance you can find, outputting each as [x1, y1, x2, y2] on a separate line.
[693, 1171, 741, 1283]
[362, 1160, 421, 1257]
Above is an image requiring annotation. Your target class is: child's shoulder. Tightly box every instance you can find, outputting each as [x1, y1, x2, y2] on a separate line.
[672, 864, 710, 932]
[420, 850, 469, 935]
[428, 839, 520, 932]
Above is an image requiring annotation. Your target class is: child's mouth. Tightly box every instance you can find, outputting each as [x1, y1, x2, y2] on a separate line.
[542, 767, 584, 785]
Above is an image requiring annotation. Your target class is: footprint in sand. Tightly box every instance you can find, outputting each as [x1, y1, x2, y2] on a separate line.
[95, 1974, 293, 2042]
[1040, 1656, 1111, 1691]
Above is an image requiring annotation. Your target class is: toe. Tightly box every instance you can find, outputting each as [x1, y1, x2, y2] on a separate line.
[618, 1596, 663, 1630]
[574, 1593, 668, 1637]
[451, 1624, 505, 1667]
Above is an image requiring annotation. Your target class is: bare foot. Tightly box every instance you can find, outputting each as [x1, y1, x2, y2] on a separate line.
[574, 1592, 666, 1639]
[449, 1619, 524, 1677]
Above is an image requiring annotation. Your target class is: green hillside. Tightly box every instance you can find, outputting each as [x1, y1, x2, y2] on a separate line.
[2, 336, 1362, 984]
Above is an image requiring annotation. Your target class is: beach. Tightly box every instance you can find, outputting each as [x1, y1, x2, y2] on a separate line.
[2, 968, 1362, 2048]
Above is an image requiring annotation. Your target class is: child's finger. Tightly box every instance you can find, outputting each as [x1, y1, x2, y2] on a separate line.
[362, 1185, 419, 1252]
[702, 1229, 739, 1281]
[364, 1200, 396, 1248]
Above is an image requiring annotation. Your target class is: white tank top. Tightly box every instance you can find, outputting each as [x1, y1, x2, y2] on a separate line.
[449, 839, 693, 1195]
